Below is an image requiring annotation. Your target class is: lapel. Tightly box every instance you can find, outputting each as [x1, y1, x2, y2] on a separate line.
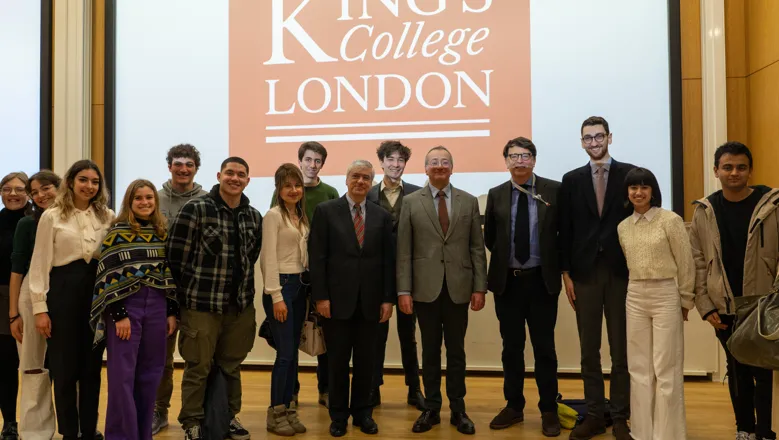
[535, 177, 548, 231]
[501, 181, 513, 240]
[602, 160, 622, 217]
[420, 185, 445, 239]
[581, 164, 599, 217]
[337, 196, 361, 252]
[446, 187, 462, 240]
[367, 184, 380, 204]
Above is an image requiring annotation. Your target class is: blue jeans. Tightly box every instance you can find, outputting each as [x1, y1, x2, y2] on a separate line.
[262, 273, 307, 406]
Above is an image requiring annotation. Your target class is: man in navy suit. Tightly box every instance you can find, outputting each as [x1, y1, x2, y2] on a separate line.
[366, 141, 424, 410]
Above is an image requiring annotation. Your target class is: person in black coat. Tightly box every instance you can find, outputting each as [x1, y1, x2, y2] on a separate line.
[308, 159, 395, 438]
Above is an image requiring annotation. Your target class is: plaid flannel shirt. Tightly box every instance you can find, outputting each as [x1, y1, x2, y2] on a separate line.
[166, 185, 263, 314]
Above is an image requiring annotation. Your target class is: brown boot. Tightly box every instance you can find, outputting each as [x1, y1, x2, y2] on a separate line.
[266, 405, 295, 436]
[569, 415, 606, 440]
[611, 419, 631, 440]
[286, 402, 307, 433]
[541, 411, 561, 437]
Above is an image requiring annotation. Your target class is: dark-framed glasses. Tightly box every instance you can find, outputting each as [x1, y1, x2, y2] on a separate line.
[508, 153, 533, 162]
[582, 133, 607, 144]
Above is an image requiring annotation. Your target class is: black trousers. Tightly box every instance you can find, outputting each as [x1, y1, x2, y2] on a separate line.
[415, 283, 469, 412]
[323, 307, 379, 423]
[494, 270, 559, 413]
[0, 333, 19, 424]
[573, 256, 629, 421]
[716, 314, 776, 439]
[46, 261, 105, 439]
[373, 307, 420, 390]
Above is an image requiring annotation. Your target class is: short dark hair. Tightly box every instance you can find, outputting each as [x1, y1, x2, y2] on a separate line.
[502, 137, 537, 158]
[377, 140, 411, 162]
[166, 144, 201, 168]
[581, 116, 610, 135]
[221, 156, 250, 173]
[624, 167, 662, 208]
[714, 141, 753, 169]
[297, 141, 328, 164]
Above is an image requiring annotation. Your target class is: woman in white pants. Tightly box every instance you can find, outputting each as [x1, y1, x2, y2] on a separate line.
[8, 171, 60, 440]
[617, 167, 695, 440]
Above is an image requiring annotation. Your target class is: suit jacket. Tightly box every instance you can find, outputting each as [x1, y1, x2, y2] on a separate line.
[396, 184, 488, 304]
[484, 176, 562, 296]
[308, 196, 395, 321]
[367, 180, 422, 235]
[559, 159, 636, 280]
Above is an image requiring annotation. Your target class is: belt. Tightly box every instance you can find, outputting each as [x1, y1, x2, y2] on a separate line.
[508, 266, 542, 277]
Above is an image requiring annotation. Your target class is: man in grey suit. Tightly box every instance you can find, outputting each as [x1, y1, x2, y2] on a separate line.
[366, 140, 425, 410]
[396, 146, 488, 435]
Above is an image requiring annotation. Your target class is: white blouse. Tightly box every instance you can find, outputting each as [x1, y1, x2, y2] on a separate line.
[29, 206, 114, 315]
[260, 207, 309, 304]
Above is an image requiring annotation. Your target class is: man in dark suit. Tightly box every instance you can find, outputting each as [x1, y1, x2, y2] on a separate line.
[484, 137, 562, 437]
[366, 140, 424, 410]
[308, 160, 395, 437]
[397, 146, 488, 435]
[559, 116, 635, 440]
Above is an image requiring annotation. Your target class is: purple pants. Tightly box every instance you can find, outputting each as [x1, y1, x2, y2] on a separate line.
[105, 286, 168, 440]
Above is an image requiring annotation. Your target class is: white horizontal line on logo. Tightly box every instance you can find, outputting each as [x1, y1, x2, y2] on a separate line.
[265, 119, 490, 131]
[265, 130, 490, 143]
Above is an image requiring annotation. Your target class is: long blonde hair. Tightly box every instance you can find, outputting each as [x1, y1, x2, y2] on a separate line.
[114, 179, 166, 236]
[274, 163, 309, 229]
[53, 160, 112, 223]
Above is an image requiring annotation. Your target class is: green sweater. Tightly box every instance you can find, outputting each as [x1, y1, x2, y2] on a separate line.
[271, 180, 339, 222]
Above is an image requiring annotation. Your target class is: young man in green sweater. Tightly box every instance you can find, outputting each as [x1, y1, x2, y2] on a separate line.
[270, 141, 338, 407]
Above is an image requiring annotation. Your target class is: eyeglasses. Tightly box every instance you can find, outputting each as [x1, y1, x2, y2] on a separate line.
[427, 159, 451, 167]
[582, 133, 607, 144]
[507, 153, 534, 162]
[1, 186, 26, 195]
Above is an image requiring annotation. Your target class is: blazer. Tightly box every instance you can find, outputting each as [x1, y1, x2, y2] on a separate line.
[484, 176, 562, 296]
[308, 196, 395, 321]
[396, 184, 488, 304]
[559, 159, 636, 280]
[367, 180, 422, 234]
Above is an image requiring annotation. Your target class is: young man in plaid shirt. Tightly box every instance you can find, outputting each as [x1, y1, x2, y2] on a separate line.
[166, 157, 263, 440]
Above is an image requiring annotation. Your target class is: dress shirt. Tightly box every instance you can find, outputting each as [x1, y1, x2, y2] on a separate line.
[346, 194, 367, 223]
[590, 156, 613, 187]
[429, 182, 453, 222]
[381, 180, 404, 208]
[509, 177, 542, 269]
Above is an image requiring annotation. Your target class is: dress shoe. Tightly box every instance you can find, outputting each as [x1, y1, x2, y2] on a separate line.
[569, 415, 606, 440]
[369, 388, 381, 407]
[329, 421, 347, 437]
[353, 417, 379, 434]
[611, 419, 631, 440]
[450, 411, 476, 435]
[489, 407, 524, 429]
[412, 409, 441, 433]
[541, 411, 561, 437]
[407, 388, 426, 411]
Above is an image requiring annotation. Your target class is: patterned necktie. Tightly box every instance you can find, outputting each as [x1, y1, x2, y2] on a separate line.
[438, 190, 449, 236]
[353, 204, 364, 247]
[595, 165, 607, 217]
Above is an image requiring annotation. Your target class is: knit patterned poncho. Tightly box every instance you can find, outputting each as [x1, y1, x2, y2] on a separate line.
[90, 222, 177, 345]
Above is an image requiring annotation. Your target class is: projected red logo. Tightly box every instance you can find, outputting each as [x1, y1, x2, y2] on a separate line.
[229, 0, 530, 176]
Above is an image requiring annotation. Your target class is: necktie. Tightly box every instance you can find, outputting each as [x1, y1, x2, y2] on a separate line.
[437, 190, 449, 236]
[514, 187, 530, 264]
[353, 204, 364, 247]
[595, 165, 607, 217]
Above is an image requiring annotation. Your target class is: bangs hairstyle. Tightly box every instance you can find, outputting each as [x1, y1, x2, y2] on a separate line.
[26, 170, 62, 221]
[53, 160, 112, 223]
[503, 137, 537, 158]
[274, 163, 309, 228]
[624, 167, 662, 208]
[114, 179, 167, 236]
[376, 140, 411, 162]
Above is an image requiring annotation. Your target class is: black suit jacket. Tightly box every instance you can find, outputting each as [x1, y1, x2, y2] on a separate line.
[484, 176, 562, 296]
[308, 196, 395, 321]
[559, 159, 636, 280]
[367, 180, 422, 234]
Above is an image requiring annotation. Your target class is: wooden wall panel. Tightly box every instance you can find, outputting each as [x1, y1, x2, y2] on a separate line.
[725, 0, 747, 78]
[747, 61, 779, 187]
[91, 0, 105, 171]
[682, 79, 704, 220]
[745, 0, 779, 75]
[681, 0, 702, 80]
[726, 77, 749, 144]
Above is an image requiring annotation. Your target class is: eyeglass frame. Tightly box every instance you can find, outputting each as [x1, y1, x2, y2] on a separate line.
[1, 186, 27, 195]
[581, 132, 609, 145]
[507, 153, 535, 162]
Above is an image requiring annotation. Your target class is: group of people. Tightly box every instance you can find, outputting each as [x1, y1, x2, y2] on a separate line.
[0, 115, 775, 440]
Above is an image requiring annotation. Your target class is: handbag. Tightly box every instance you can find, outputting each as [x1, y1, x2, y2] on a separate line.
[299, 299, 326, 357]
[727, 290, 779, 369]
[258, 318, 276, 349]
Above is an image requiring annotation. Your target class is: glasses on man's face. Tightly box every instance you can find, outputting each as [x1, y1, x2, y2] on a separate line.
[581, 133, 607, 145]
[427, 159, 451, 168]
[1, 186, 26, 195]
[508, 153, 534, 162]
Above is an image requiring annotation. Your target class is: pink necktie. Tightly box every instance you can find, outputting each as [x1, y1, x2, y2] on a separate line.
[354, 204, 364, 247]
[595, 166, 606, 217]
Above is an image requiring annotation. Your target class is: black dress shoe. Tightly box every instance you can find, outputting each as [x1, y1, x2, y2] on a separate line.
[412, 409, 441, 433]
[369, 388, 381, 407]
[329, 421, 347, 437]
[541, 411, 561, 437]
[450, 411, 476, 435]
[353, 417, 379, 434]
[407, 388, 426, 411]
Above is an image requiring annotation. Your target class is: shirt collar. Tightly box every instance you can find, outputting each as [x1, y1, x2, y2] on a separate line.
[429, 182, 452, 199]
[511, 174, 536, 191]
[632, 206, 659, 224]
[590, 157, 613, 174]
[345, 194, 367, 212]
[380, 179, 404, 192]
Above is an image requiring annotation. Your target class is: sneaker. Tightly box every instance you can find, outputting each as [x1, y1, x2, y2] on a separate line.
[229, 418, 251, 440]
[151, 411, 168, 435]
[735, 433, 754, 440]
[318, 392, 329, 408]
[1, 422, 19, 440]
[184, 425, 202, 440]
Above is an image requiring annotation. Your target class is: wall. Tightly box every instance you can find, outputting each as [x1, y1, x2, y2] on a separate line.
[681, 0, 705, 220]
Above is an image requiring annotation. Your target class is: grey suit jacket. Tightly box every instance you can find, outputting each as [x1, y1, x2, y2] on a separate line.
[396, 184, 488, 304]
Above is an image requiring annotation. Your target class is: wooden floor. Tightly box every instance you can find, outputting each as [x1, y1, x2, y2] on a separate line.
[85, 369, 742, 440]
